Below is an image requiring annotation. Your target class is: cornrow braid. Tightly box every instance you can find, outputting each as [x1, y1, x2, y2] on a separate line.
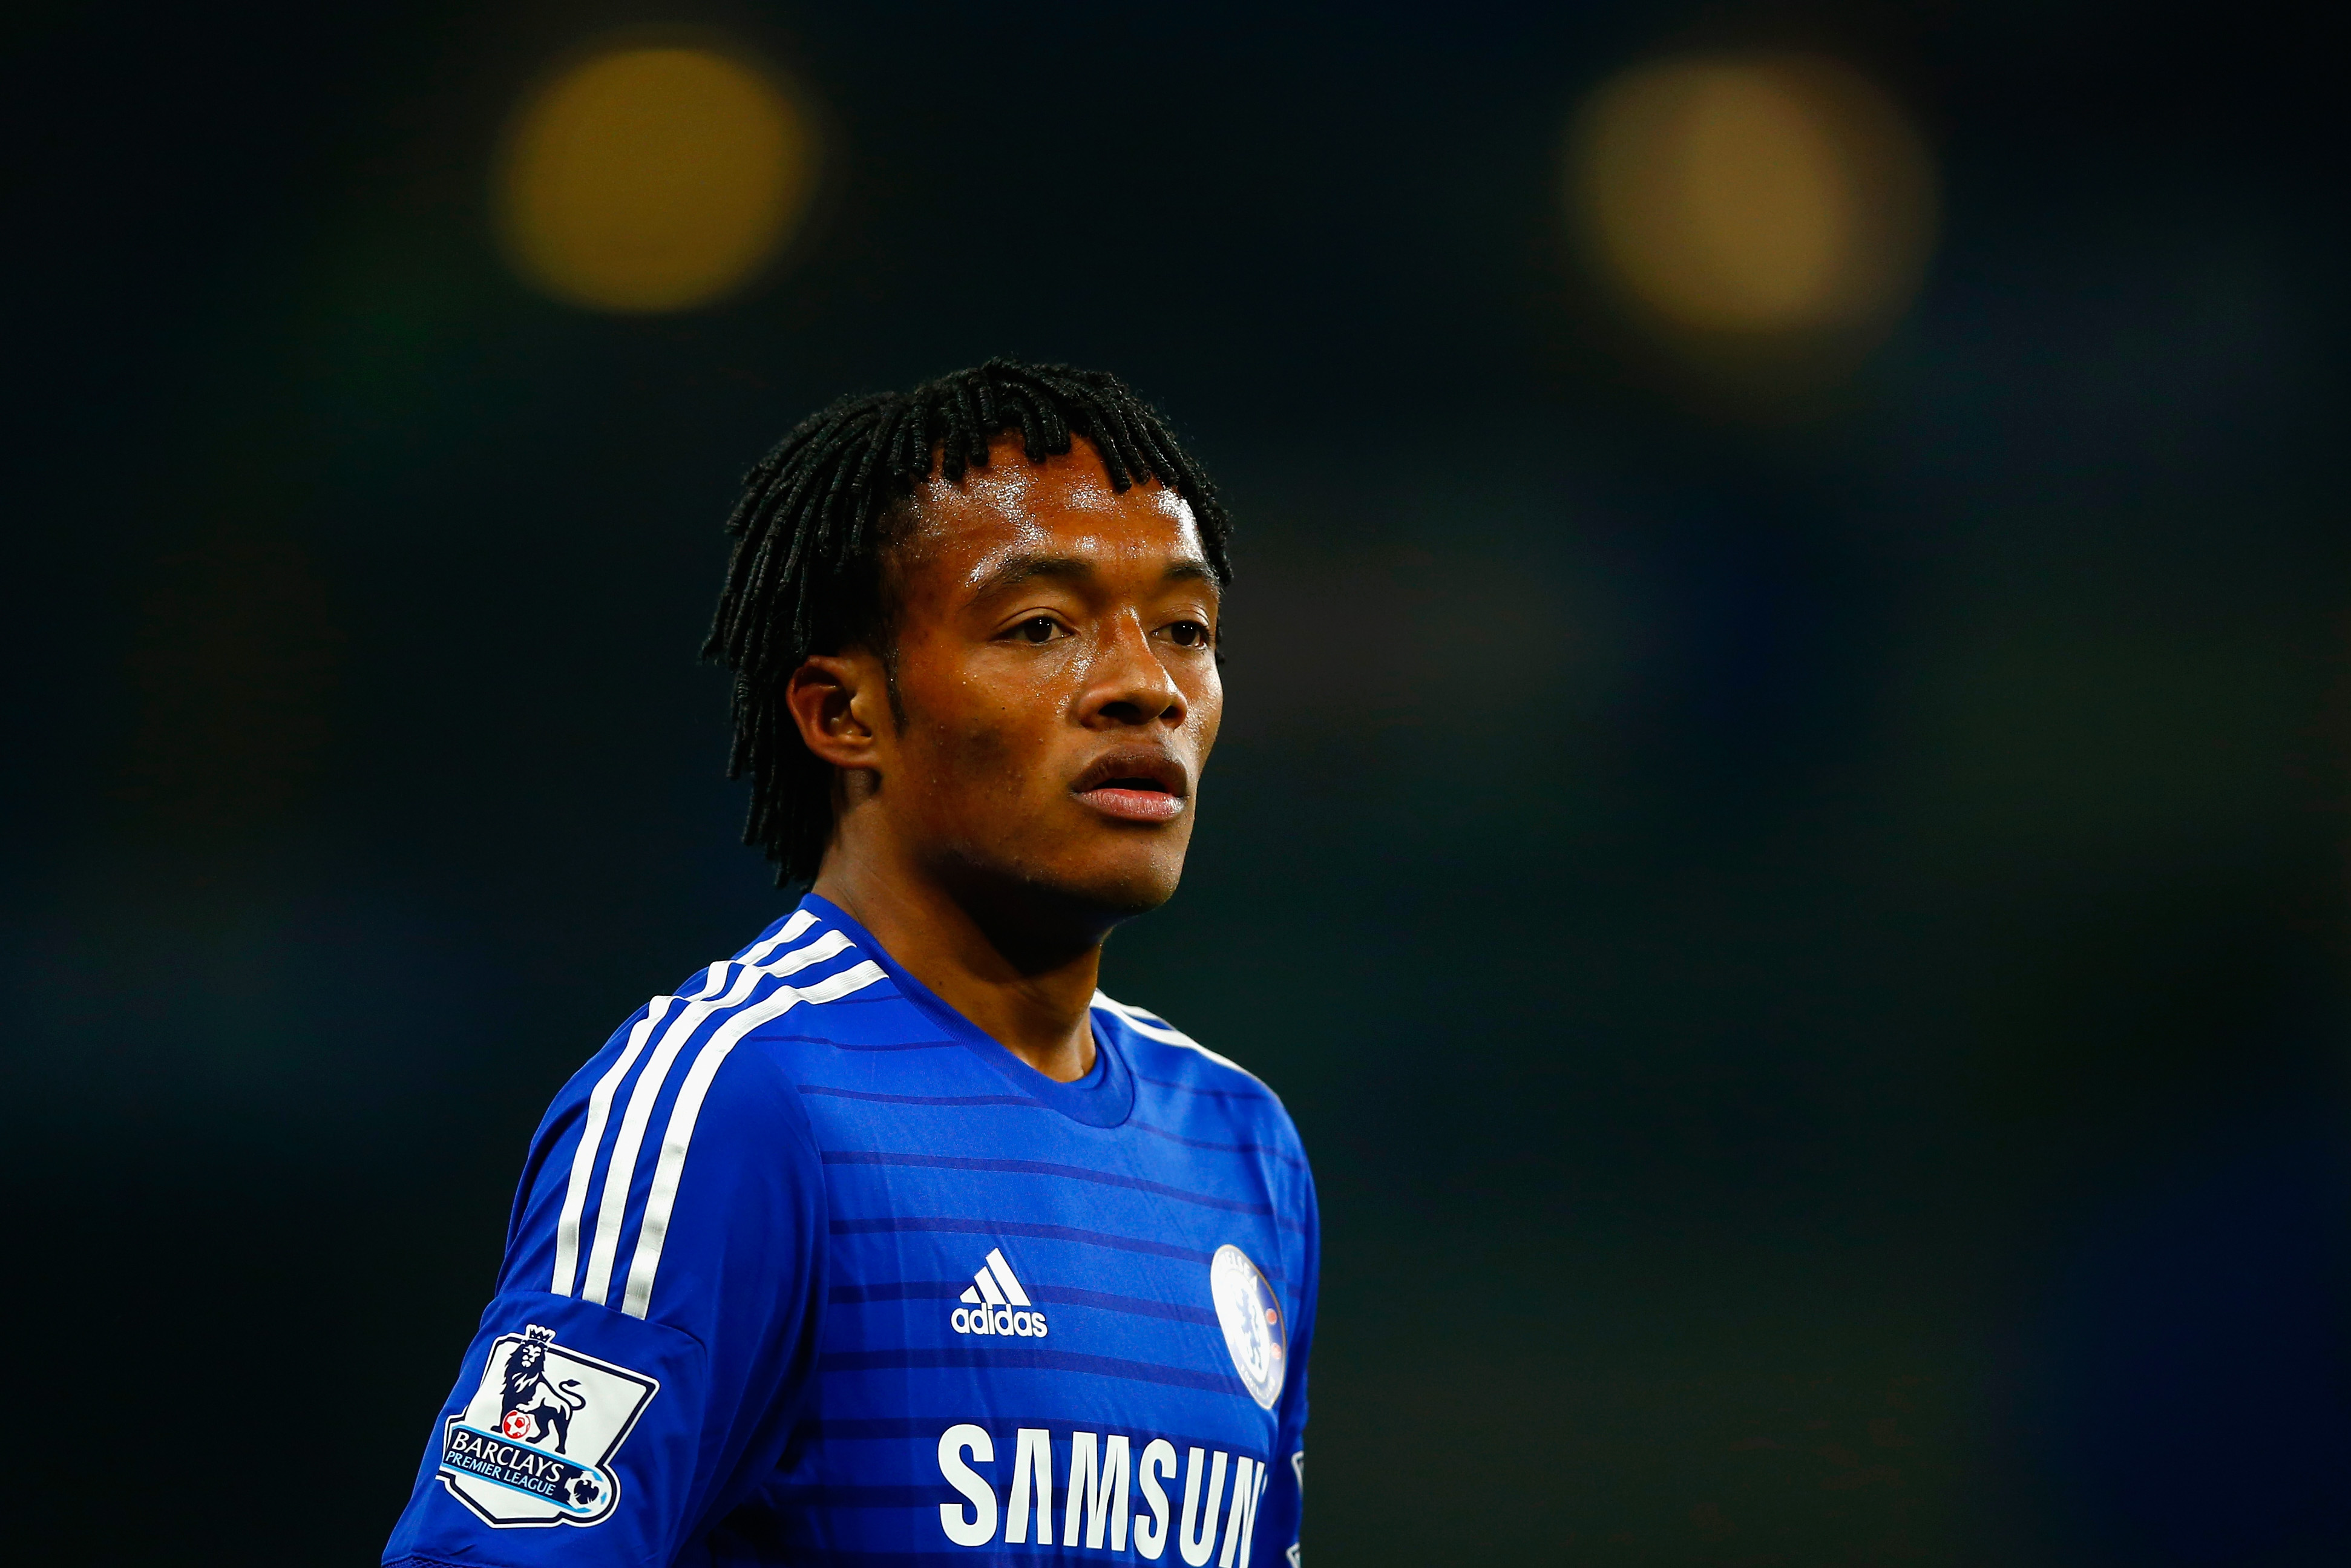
[703, 356, 1233, 885]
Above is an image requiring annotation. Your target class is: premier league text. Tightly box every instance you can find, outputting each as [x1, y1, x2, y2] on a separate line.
[442, 1423, 592, 1506]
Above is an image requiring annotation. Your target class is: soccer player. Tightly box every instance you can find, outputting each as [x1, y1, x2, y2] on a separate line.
[384, 360, 1316, 1568]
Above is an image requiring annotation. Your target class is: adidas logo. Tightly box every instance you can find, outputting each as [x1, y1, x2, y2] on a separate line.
[949, 1248, 1050, 1339]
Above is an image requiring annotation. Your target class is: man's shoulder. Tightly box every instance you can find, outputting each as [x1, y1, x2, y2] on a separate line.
[580, 905, 941, 1074]
[536, 905, 953, 1150]
[512, 905, 936, 1316]
[1094, 992, 1295, 1118]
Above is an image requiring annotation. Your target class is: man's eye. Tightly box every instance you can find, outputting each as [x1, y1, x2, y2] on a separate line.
[1014, 617, 1064, 645]
[1166, 620, 1211, 648]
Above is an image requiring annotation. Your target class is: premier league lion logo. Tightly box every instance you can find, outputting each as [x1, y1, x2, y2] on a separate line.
[500, 1326, 589, 1452]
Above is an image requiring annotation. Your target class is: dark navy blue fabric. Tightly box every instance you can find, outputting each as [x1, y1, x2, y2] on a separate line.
[384, 894, 1317, 1568]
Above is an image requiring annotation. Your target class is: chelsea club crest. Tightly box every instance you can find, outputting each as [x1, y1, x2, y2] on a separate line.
[436, 1325, 658, 1528]
[1209, 1244, 1287, 1411]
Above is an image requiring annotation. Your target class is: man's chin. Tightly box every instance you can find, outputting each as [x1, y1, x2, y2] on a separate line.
[1020, 856, 1183, 922]
[939, 843, 1186, 935]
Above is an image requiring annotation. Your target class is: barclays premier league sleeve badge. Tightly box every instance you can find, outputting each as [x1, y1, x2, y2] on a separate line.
[1209, 1244, 1287, 1411]
[436, 1324, 658, 1528]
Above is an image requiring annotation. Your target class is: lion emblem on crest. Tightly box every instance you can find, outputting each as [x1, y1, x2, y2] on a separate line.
[500, 1325, 588, 1452]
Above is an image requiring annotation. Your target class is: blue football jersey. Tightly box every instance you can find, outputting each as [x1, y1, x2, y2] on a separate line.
[384, 894, 1317, 1567]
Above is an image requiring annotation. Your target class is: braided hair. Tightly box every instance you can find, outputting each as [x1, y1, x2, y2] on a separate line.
[703, 357, 1233, 885]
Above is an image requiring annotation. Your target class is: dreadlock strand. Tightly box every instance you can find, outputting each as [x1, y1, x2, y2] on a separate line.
[897, 399, 932, 490]
[972, 367, 1002, 434]
[959, 378, 993, 473]
[1037, 367, 1139, 489]
[842, 408, 903, 558]
[996, 381, 1051, 464]
[1020, 369, 1079, 459]
[1075, 402, 1142, 492]
[936, 382, 973, 483]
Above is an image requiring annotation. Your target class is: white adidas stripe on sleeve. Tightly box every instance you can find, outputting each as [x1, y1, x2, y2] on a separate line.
[618, 959, 885, 1317]
[738, 907, 817, 966]
[552, 993, 677, 1297]
[552, 926, 856, 1302]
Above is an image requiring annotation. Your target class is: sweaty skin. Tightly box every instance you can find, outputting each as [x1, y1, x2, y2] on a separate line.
[784, 433, 1223, 1084]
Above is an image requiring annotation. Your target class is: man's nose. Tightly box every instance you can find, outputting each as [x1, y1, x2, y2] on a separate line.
[1081, 614, 1185, 729]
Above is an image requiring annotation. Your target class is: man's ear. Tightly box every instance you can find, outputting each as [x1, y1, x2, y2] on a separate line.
[785, 651, 891, 770]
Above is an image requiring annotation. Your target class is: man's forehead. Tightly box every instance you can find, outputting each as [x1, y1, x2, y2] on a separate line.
[902, 456, 1204, 574]
[949, 505, 1214, 600]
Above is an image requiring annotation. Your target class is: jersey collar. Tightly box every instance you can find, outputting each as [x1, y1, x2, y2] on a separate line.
[799, 893, 1136, 1129]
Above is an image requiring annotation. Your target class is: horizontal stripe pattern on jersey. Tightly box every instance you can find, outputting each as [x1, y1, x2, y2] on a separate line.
[384, 894, 1317, 1568]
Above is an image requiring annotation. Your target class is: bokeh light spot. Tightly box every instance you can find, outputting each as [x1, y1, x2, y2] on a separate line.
[1569, 54, 1935, 338]
[497, 45, 815, 313]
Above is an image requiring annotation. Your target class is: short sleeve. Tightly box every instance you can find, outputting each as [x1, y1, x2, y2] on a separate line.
[383, 1032, 825, 1567]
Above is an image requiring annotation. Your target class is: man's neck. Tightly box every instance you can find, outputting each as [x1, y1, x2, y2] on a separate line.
[812, 853, 1103, 1084]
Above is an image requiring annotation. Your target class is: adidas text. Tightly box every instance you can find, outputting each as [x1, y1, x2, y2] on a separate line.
[952, 1247, 1050, 1339]
[953, 1304, 1049, 1337]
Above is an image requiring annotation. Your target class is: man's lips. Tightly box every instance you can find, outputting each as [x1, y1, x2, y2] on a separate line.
[1077, 784, 1187, 822]
[1072, 751, 1189, 823]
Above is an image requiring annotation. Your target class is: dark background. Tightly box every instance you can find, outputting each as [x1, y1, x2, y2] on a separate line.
[5, 2, 2347, 1563]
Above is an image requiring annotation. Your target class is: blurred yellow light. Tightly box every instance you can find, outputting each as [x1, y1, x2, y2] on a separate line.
[497, 45, 815, 313]
[1569, 54, 1934, 337]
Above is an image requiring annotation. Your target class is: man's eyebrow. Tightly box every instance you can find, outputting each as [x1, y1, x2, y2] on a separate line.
[967, 552, 1220, 599]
